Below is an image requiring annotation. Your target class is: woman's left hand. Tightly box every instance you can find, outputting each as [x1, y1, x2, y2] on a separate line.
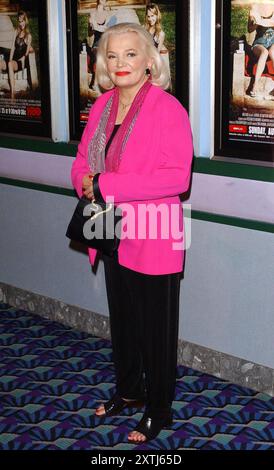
[20, 56, 25, 69]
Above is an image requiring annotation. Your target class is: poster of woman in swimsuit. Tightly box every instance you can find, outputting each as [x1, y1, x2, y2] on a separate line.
[0, 0, 51, 137]
[67, 0, 188, 140]
[215, 0, 274, 163]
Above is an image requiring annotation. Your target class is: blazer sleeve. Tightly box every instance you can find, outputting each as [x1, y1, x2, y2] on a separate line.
[98, 101, 193, 203]
[71, 92, 110, 198]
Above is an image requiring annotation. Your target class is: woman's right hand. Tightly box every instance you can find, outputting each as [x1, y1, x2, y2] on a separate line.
[82, 173, 94, 200]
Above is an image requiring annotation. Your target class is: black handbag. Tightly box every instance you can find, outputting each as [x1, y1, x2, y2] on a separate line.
[66, 196, 122, 256]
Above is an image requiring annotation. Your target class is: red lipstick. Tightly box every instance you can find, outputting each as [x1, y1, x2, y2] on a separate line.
[115, 71, 130, 76]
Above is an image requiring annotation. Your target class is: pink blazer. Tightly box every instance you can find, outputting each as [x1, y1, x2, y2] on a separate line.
[71, 84, 193, 275]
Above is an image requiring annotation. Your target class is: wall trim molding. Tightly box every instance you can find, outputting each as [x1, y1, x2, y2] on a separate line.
[0, 281, 273, 397]
[0, 136, 273, 180]
[0, 177, 273, 233]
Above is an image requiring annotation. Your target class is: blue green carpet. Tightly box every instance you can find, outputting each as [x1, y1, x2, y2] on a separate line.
[0, 303, 273, 450]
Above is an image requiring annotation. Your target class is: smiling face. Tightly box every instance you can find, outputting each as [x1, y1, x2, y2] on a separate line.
[18, 15, 26, 30]
[147, 9, 158, 26]
[106, 32, 152, 91]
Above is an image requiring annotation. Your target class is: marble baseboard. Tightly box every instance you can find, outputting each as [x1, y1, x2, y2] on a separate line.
[1, 281, 273, 396]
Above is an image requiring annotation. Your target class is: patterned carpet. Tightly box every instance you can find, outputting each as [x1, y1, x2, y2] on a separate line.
[0, 303, 273, 451]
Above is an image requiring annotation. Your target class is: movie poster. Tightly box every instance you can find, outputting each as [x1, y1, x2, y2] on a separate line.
[216, 0, 274, 163]
[230, 0, 274, 146]
[67, 0, 178, 139]
[0, 0, 50, 136]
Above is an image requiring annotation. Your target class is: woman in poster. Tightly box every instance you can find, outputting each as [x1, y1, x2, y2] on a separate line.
[88, 0, 110, 48]
[145, 2, 166, 51]
[88, 0, 111, 90]
[0, 10, 32, 99]
[4, 10, 33, 100]
[71, 23, 193, 442]
[144, 2, 171, 85]
[248, 2, 274, 97]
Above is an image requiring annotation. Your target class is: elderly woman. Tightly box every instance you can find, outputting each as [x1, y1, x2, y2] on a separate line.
[71, 23, 193, 443]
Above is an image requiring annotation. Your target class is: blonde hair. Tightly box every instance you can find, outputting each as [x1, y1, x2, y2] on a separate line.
[145, 3, 163, 38]
[95, 22, 170, 90]
[16, 10, 30, 38]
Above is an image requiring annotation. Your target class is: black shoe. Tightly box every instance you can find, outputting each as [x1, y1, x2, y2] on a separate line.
[95, 393, 145, 417]
[128, 411, 173, 442]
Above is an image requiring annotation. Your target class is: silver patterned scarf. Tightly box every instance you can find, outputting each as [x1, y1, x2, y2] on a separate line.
[88, 79, 152, 174]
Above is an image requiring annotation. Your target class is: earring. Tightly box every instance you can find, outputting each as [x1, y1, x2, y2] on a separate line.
[145, 67, 151, 76]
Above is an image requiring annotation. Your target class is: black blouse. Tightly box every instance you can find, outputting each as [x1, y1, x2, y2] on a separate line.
[93, 124, 121, 202]
[105, 124, 120, 157]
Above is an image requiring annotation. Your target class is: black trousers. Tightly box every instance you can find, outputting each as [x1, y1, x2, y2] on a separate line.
[103, 254, 181, 417]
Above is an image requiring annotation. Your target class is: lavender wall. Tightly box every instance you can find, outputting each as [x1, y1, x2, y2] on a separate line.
[0, 148, 273, 223]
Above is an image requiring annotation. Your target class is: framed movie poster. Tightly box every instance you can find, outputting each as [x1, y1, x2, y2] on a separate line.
[66, 0, 188, 140]
[215, 0, 274, 164]
[0, 0, 51, 137]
